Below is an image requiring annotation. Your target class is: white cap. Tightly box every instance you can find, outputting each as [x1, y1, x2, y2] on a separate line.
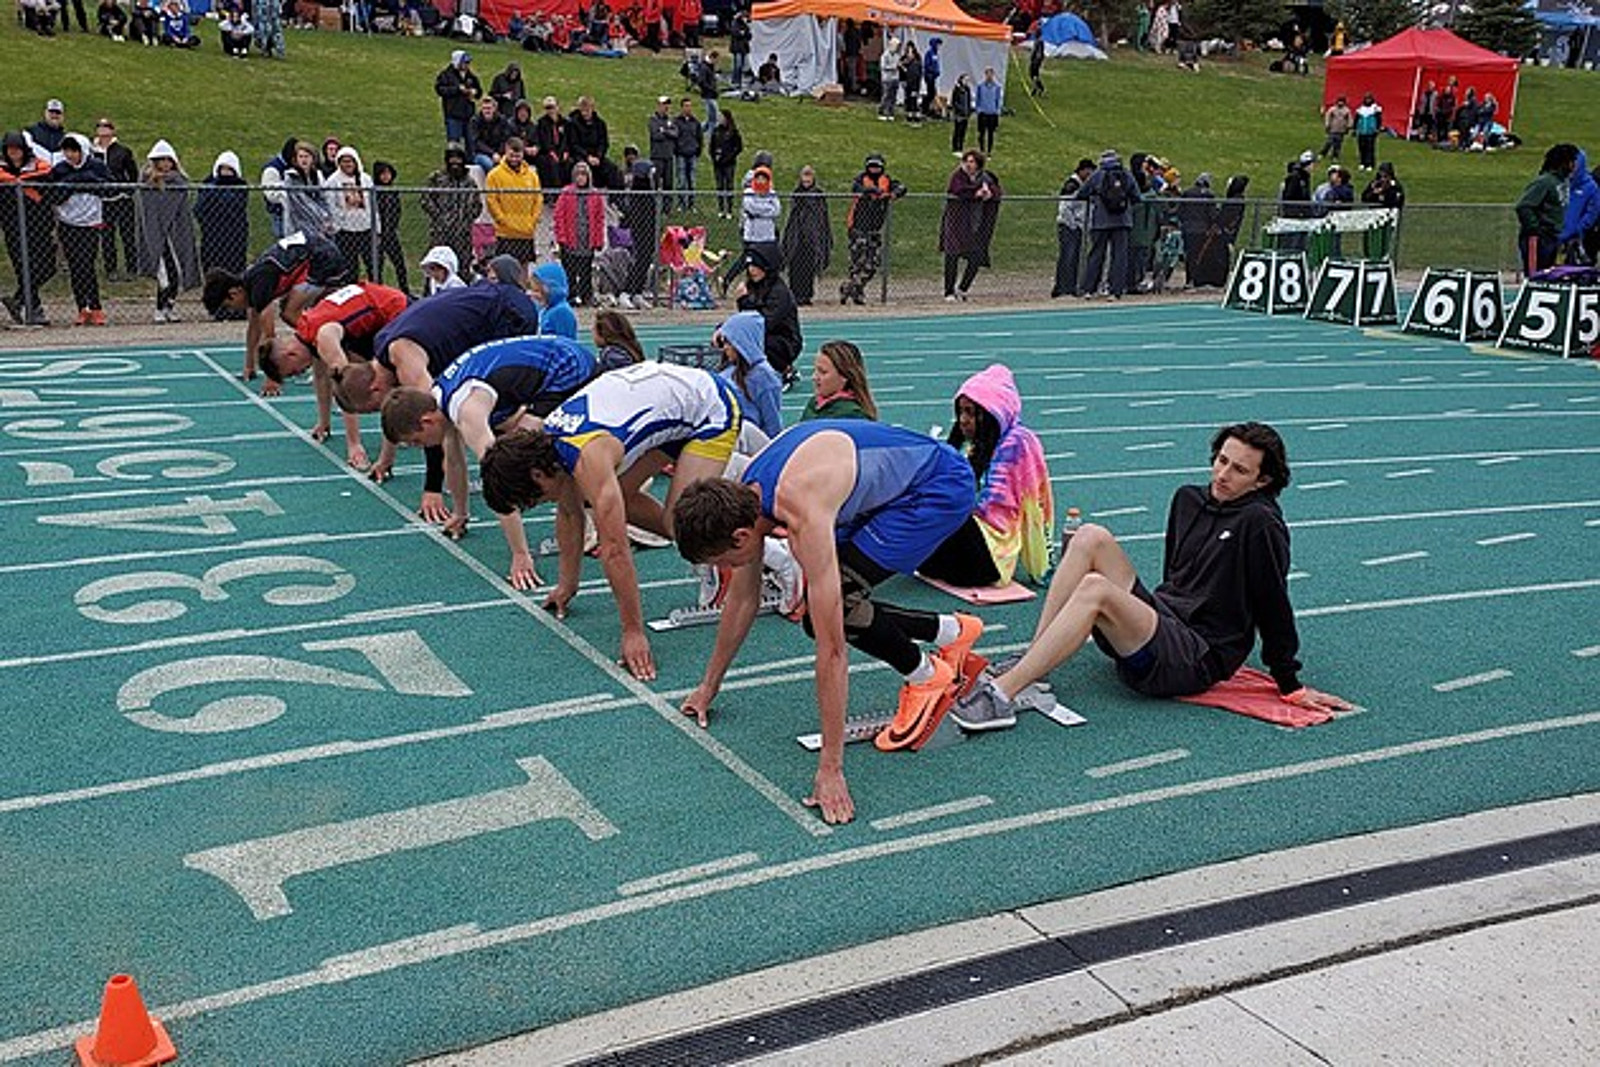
[1298, 150, 1316, 164]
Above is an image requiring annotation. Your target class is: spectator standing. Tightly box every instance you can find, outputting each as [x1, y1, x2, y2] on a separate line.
[619, 149, 659, 307]
[323, 146, 376, 280]
[485, 137, 542, 265]
[1077, 148, 1138, 299]
[62, 0, 89, 33]
[878, 33, 902, 121]
[1051, 157, 1093, 298]
[974, 67, 1002, 154]
[568, 96, 610, 177]
[1353, 92, 1382, 171]
[49, 134, 111, 326]
[28, 100, 67, 158]
[138, 140, 199, 323]
[840, 152, 904, 305]
[709, 109, 742, 219]
[1359, 160, 1405, 210]
[647, 96, 678, 212]
[1320, 96, 1352, 161]
[1434, 78, 1457, 145]
[317, 137, 342, 180]
[940, 149, 1001, 301]
[422, 143, 478, 273]
[1177, 172, 1222, 288]
[490, 61, 526, 115]
[252, 0, 282, 57]
[923, 37, 943, 116]
[219, 7, 252, 56]
[1559, 148, 1596, 263]
[260, 136, 295, 239]
[900, 41, 923, 122]
[372, 161, 409, 295]
[724, 162, 779, 294]
[284, 140, 333, 237]
[554, 160, 606, 306]
[0, 130, 57, 326]
[781, 165, 830, 306]
[948, 73, 972, 156]
[435, 50, 481, 146]
[679, 0, 702, 48]
[468, 98, 511, 174]
[673, 97, 703, 212]
[1515, 144, 1578, 276]
[695, 50, 721, 130]
[729, 9, 752, 85]
[840, 19, 862, 95]
[1028, 31, 1045, 96]
[91, 117, 138, 281]
[195, 150, 249, 282]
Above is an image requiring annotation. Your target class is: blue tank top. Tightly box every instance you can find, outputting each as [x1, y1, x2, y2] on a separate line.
[742, 420, 951, 529]
[433, 336, 596, 428]
[374, 283, 542, 375]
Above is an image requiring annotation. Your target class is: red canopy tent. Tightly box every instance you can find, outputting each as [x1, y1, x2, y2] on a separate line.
[1323, 28, 1520, 139]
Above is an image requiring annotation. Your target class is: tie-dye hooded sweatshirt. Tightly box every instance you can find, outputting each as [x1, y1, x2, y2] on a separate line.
[956, 363, 1054, 584]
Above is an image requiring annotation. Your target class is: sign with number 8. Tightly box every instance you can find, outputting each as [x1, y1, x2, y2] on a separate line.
[1223, 250, 1311, 316]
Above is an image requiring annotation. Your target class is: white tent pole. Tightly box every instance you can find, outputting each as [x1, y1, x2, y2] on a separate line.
[1408, 65, 1422, 139]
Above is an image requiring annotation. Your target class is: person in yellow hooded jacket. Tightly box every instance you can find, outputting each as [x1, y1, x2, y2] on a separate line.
[484, 136, 542, 265]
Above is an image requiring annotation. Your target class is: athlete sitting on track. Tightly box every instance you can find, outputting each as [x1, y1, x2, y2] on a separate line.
[479, 361, 746, 682]
[331, 266, 541, 531]
[951, 421, 1351, 732]
[262, 280, 410, 470]
[671, 420, 987, 825]
[380, 335, 598, 590]
[201, 231, 353, 385]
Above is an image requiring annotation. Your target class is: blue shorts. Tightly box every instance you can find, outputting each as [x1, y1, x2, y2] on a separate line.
[845, 446, 973, 575]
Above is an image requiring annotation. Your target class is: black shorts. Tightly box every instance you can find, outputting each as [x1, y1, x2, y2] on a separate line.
[1091, 579, 1217, 698]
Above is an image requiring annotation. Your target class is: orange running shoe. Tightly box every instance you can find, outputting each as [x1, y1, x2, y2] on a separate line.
[936, 612, 984, 671]
[86, 309, 108, 326]
[875, 655, 958, 752]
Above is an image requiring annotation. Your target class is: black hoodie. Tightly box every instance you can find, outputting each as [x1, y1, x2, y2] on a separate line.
[1154, 485, 1302, 693]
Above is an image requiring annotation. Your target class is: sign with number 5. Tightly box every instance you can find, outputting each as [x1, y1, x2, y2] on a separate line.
[1498, 281, 1598, 357]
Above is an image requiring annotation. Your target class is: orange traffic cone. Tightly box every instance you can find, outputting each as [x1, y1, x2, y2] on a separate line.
[75, 974, 177, 1067]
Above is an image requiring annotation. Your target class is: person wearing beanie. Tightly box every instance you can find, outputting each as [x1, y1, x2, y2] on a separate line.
[840, 152, 905, 304]
[422, 143, 480, 274]
[1075, 148, 1139, 298]
[435, 50, 482, 145]
[734, 244, 803, 387]
[1052, 157, 1095, 298]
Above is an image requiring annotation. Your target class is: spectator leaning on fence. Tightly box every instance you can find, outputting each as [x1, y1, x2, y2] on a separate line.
[372, 161, 409, 294]
[1051, 157, 1094, 299]
[840, 152, 904, 306]
[422, 142, 479, 274]
[138, 139, 200, 323]
[50, 133, 111, 327]
[781, 165, 830, 307]
[324, 146, 376, 280]
[195, 151, 249, 284]
[0, 130, 58, 326]
[486, 137, 543, 265]
[284, 140, 333, 237]
[91, 117, 138, 281]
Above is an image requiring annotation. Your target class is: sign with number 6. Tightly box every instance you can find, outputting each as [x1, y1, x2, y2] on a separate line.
[1403, 268, 1505, 342]
[1223, 250, 1310, 316]
[1497, 282, 1600, 357]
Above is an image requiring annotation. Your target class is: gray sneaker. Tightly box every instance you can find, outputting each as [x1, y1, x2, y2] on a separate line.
[950, 679, 1018, 733]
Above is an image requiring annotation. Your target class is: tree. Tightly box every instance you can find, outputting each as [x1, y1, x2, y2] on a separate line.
[1188, 0, 1286, 46]
[1329, 0, 1423, 45]
[1456, 0, 1541, 56]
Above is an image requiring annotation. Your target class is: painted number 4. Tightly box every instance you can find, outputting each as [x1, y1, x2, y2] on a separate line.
[118, 630, 472, 734]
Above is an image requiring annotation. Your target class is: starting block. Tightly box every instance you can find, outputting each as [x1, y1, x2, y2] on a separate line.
[657, 344, 722, 369]
[794, 679, 1084, 751]
[647, 576, 787, 631]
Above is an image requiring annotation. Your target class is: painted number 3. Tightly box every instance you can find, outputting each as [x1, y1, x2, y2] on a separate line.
[75, 555, 357, 625]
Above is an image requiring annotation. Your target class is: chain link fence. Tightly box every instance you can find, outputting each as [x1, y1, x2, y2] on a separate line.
[0, 182, 1530, 328]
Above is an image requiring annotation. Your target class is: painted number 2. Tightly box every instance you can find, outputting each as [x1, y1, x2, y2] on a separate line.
[76, 555, 357, 625]
[118, 630, 473, 734]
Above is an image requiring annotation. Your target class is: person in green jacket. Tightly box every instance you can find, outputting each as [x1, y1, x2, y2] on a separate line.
[800, 340, 878, 421]
[1515, 143, 1579, 277]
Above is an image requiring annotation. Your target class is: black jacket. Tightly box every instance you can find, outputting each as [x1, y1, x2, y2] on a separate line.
[1155, 485, 1302, 693]
[736, 272, 802, 373]
[435, 65, 482, 122]
[710, 124, 742, 169]
[673, 114, 703, 158]
[567, 109, 609, 163]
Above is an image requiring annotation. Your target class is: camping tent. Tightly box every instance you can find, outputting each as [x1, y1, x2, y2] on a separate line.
[751, 0, 1010, 98]
[1322, 28, 1520, 139]
[1038, 12, 1106, 60]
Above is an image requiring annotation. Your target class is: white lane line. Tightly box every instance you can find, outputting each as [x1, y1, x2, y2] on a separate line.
[189, 351, 829, 840]
[1507, 402, 1542, 410]
[1383, 468, 1435, 480]
[1214, 391, 1256, 400]
[870, 796, 995, 831]
[1300, 578, 1600, 618]
[1573, 646, 1600, 659]
[617, 854, 762, 896]
[1043, 373, 1086, 382]
[0, 692, 630, 815]
[1043, 451, 1077, 462]
[1306, 423, 1349, 431]
[1476, 532, 1536, 546]
[1296, 354, 1329, 361]
[1433, 669, 1513, 693]
[1362, 551, 1430, 567]
[0, 429, 293, 459]
[1355, 349, 1385, 356]
[1461, 370, 1493, 378]
[1226, 360, 1266, 368]
[1569, 396, 1599, 405]
[0, 527, 425, 576]
[0, 470, 368, 509]
[1040, 406, 1087, 416]
[1125, 441, 1176, 452]
[1120, 366, 1167, 375]
[975, 331, 1014, 338]
[1298, 480, 1348, 491]
[1514, 365, 1550, 373]
[1128, 399, 1175, 408]
[0, 598, 515, 671]
[1287, 571, 1310, 581]
[1085, 749, 1190, 779]
[1585, 519, 1600, 528]
[12, 707, 1596, 1062]
[1049, 447, 1600, 483]
[880, 357, 924, 366]
[1476, 456, 1521, 466]
[1139, 342, 1179, 351]
[1090, 506, 1148, 519]
[1398, 376, 1436, 384]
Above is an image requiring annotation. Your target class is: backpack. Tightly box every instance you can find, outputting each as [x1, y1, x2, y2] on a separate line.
[1100, 169, 1130, 214]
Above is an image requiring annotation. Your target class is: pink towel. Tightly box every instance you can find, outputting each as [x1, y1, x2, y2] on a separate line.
[1175, 667, 1334, 728]
[916, 574, 1038, 605]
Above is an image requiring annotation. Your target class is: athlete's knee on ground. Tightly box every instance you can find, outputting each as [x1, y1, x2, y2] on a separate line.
[1072, 522, 1117, 555]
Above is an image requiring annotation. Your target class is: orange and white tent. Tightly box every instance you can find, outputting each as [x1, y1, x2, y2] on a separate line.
[752, 0, 1010, 99]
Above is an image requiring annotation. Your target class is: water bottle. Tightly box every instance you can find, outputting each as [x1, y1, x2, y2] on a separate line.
[1060, 507, 1082, 561]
